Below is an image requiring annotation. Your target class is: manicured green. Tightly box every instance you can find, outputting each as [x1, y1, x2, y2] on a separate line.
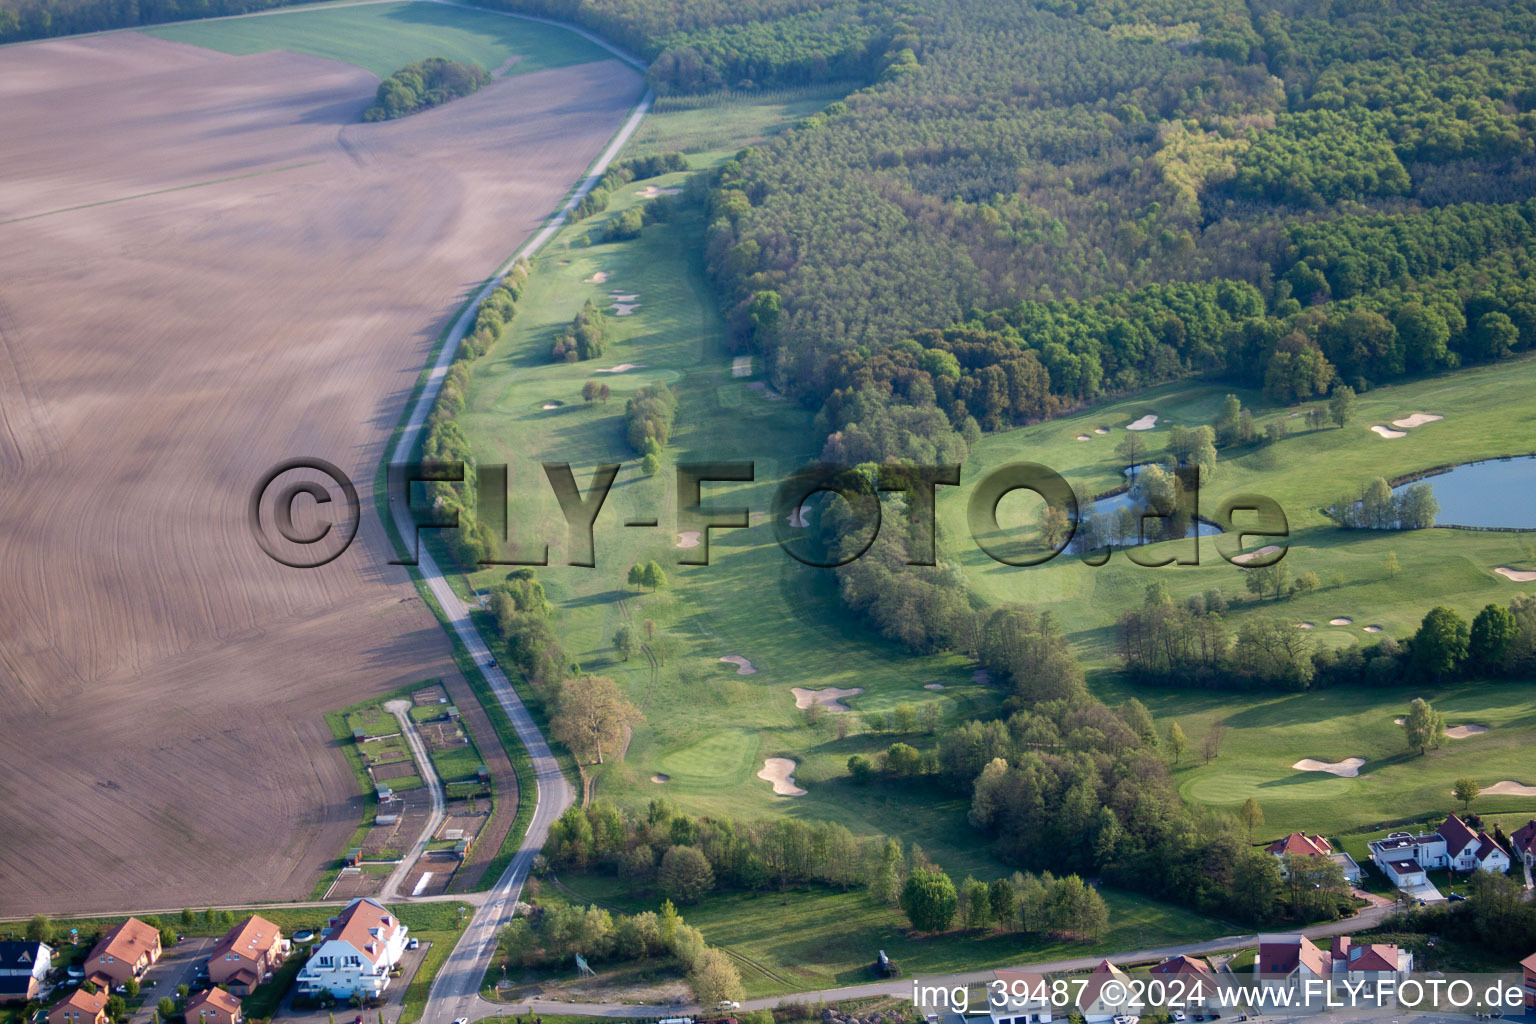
[144, 1, 610, 78]
[454, 168, 997, 875]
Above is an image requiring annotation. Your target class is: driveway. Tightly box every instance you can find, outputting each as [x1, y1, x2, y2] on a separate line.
[126, 937, 215, 1024]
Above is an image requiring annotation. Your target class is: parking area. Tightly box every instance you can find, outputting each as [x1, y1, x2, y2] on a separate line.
[125, 937, 217, 1024]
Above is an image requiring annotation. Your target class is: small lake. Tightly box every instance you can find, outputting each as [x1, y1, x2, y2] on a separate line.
[1081, 487, 1221, 543]
[1392, 455, 1536, 530]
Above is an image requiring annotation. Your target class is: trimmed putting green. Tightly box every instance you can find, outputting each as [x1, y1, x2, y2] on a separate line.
[144, 1, 612, 78]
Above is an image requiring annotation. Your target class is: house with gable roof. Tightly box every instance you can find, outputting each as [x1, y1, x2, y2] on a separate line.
[1151, 953, 1240, 1018]
[84, 918, 161, 988]
[989, 969, 1054, 1024]
[294, 898, 408, 999]
[1075, 960, 1141, 1023]
[1509, 819, 1536, 870]
[185, 987, 243, 1024]
[48, 988, 107, 1024]
[1264, 832, 1361, 882]
[1367, 813, 1510, 888]
[0, 940, 53, 1003]
[209, 915, 287, 996]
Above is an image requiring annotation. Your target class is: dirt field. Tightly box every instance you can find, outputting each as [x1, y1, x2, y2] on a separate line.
[0, 31, 642, 915]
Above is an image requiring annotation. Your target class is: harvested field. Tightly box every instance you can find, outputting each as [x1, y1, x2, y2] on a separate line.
[325, 867, 387, 901]
[0, 28, 642, 914]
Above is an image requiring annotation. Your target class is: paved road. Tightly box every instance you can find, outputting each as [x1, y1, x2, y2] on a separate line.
[381, 700, 448, 901]
[381, 50, 653, 1024]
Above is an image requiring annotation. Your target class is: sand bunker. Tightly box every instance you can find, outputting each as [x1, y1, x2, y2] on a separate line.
[732, 355, 753, 377]
[719, 655, 757, 675]
[610, 292, 640, 301]
[583, 271, 610, 283]
[791, 686, 863, 712]
[542, 403, 559, 410]
[612, 303, 639, 316]
[1296, 622, 1315, 629]
[924, 683, 946, 690]
[1330, 617, 1353, 626]
[676, 531, 701, 549]
[758, 758, 806, 796]
[1294, 757, 1365, 777]
[1392, 413, 1443, 429]
[1446, 724, 1490, 739]
[1094, 427, 1110, 435]
[1232, 545, 1281, 565]
[1393, 717, 1406, 725]
[786, 504, 810, 528]
[1076, 434, 1092, 441]
[1363, 625, 1382, 633]
[1370, 425, 1407, 438]
[1126, 414, 1158, 430]
[635, 185, 682, 198]
[651, 773, 669, 783]
[972, 668, 991, 684]
[1480, 780, 1536, 797]
[1495, 567, 1536, 582]
[595, 363, 643, 373]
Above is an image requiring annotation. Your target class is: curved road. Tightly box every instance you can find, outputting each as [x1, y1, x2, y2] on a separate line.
[380, 37, 652, 1024]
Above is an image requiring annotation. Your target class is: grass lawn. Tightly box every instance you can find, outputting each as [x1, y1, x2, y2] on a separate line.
[542, 874, 1241, 998]
[430, 738, 484, 783]
[1089, 679, 1536, 839]
[626, 84, 857, 161]
[143, 0, 611, 78]
[454, 165, 997, 878]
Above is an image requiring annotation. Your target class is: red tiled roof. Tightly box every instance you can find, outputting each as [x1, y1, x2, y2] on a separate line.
[1520, 951, 1536, 974]
[1438, 814, 1478, 857]
[327, 898, 400, 965]
[186, 989, 241, 1017]
[1078, 960, 1134, 1009]
[1151, 954, 1212, 976]
[1473, 832, 1509, 862]
[991, 969, 1049, 1007]
[1346, 943, 1399, 973]
[1265, 833, 1333, 857]
[88, 918, 159, 969]
[1259, 936, 1330, 976]
[52, 989, 107, 1017]
[1511, 819, 1536, 854]
[211, 916, 282, 965]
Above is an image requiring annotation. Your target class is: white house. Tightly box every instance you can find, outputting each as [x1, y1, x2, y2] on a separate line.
[0, 941, 53, 1003]
[1076, 961, 1141, 1023]
[1367, 814, 1510, 888]
[294, 898, 409, 1000]
[990, 969, 1054, 1024]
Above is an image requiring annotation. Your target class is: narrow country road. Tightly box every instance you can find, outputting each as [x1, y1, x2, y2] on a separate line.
[380, 699, 447, 901]
[380, 46, 654, 1024]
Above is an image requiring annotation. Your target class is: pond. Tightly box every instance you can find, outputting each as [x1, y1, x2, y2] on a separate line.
[1392, 455, 1536, 529]
[1080, 487, 1221, 544]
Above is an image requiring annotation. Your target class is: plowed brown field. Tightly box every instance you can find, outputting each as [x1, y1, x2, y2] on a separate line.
[0, 32, 642, 914]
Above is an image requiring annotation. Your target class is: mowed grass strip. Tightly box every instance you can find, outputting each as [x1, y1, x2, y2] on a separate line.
[144, 1, 612, 78]
[455, 169, 997, 872]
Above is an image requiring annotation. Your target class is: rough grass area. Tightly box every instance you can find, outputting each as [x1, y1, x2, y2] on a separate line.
[547, 874, 1239, 998]
[144, 0, 611, 78]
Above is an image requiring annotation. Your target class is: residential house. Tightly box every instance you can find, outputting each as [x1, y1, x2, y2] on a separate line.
[48, 989, 107, 1024]
[1330, 937, 1412, 990]
[293, 898, 409, 1000]
[84, 918, 161, 988]
[1520, 951, 1536, 1010]
[989, 969, 1054, 1024]
[1510, 820, 1536, 870]
[1265, 833, 1361, 882]
[1076, 960, 1141, 1023]
[1255, 933, 1333, 1008]
[1151, 954, 1239, 1018]
[0, 940, 53, 1003]
[1367, 814, 1511, 889]
[185, 988, 242, 1024]
[209, 916, 287, 995]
